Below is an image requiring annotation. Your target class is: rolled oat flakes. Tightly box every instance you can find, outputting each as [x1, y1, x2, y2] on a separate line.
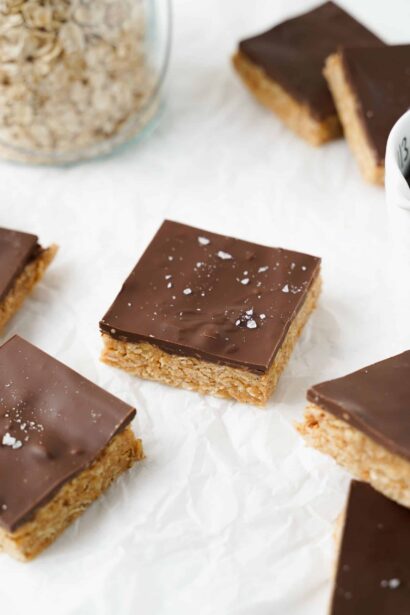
[0, 0, 156, 163]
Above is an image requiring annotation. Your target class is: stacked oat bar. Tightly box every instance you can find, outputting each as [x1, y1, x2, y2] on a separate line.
[233, 1, 410, 185]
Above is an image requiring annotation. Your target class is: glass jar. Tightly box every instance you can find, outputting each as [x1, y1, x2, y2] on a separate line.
[0, 0, 171, 163]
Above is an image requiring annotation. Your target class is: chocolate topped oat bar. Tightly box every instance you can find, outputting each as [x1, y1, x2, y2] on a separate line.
[298, 352, 410, 508]
[0, 227, 57, 333]
[100, 220, 321, 405]
[233, 2, 383, 145]
[0, 336, 143, 560]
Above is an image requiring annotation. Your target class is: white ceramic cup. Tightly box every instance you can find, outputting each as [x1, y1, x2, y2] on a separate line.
[385, 110, 410, 345]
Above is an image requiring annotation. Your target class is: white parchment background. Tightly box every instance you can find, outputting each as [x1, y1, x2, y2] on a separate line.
[0, 1, 409, 613]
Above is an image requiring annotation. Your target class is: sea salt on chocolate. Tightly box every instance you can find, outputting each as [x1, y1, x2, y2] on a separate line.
[330, 481, 410, 614]
[0, 335, 139, 547]
[100, 221, 321, 404]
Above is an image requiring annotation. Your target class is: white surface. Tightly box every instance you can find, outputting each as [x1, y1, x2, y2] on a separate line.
[0, 1, 409, 613]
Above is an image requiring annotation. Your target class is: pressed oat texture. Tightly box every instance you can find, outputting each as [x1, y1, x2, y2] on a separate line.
[0, 244, 57, 333]
[0, 335, 143, 560]
[102, 275, 321, 405]
[100, 220, 321, 405]
[325, 46, 410, 185]
[232, 51, 341, 146]
[0, 427, 143, 561]
[297, 404, 410, 509]
[233, 2, 383, 145]
[324, 53, 384, 184]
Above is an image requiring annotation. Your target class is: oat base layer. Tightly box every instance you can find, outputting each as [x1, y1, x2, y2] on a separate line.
[297, 404, 410, 509]
[324, 54, 384, 185]
[101, 275, 321, 406]
[232, 51, 341, 146]
[0, 244, 58, 334]
[0, 427, 143, 561]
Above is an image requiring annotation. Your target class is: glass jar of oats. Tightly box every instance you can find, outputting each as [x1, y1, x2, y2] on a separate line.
[0, 0, 171, 163]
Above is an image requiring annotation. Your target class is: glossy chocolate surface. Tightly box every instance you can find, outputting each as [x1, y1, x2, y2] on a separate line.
[308, 351, 410, 461]
[0, 227, 41, 303]
[239, 1, 383, 120]
[342, 45, 410, 163]
[331, 481, 410, 614]
[0, 336, 135, 532]
[100, 220, 321, 374]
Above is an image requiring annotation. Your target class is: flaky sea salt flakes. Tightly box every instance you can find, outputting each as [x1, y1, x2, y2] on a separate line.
[216, 251, 232, 260]
[260, 313, 266, 319]
[240, 278, 250, 285]
[258, 266, 269, 273]
[2, 432, 22, 449]
[236, 307, 255, 327]
[183, 288, 192, 295]
[198, 236, 210, 246]
[301, 265, 307, 271]
[381, 579, 401, 589]
[167, 282, 172, 289]
[246, 319, 257, 329]
[282, 284, 289, 293]
[165, 274, 172, 279]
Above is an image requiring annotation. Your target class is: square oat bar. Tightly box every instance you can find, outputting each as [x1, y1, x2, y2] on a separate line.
[0, 336, 143, 561]
[324, 45, 410, 184]
[298, 352, 410, 508]
[0, 227, 57, 333]
[330, 481, 410, 614]
[100, 220, 321, 405]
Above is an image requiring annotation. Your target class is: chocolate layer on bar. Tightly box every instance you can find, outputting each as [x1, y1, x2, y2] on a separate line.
[239, 1, 383, 121]
[0, 227, 42, 302]
[341, 45, 410, 163]
[0, 336, 135, 532]
[307, 352, 410, 461]
[100, 220, 321, 374]
[331, 480, 410, 614]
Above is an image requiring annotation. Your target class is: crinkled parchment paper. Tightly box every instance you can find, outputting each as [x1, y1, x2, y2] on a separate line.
[0, 1, 408, 613]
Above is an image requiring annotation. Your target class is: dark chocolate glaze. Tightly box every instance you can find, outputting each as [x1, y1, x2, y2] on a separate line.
[307, 351, 410, 461]
[330, 481, 410, 614]
[239, 1, 383, 121]
[0, 227, 42, 303]
[341, 45, 410, 163]
[0, 336, 135, 532]
[100, 220, 321, 374]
